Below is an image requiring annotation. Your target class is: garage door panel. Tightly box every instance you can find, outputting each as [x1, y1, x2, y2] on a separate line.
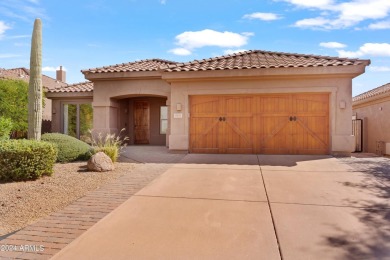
[189, 94, 329, 155]
[258, 116, 292, 154]
[294, 116, 329, 154]
[294, 94, 329, 114]
[255, 95, 291, 114]
[225, 96, 253, 113]
[190, 96, 222, 114]
[224, 117, 253, 153]
[190, 117, 220, 153]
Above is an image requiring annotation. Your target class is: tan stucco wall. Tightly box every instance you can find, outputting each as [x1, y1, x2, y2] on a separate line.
[168, 76, 355, 154]
[353, 96, 390, 154]
[42, 98, 51, 121]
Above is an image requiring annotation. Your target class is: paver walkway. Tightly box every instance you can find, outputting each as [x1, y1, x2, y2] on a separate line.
[0, 163, 170, 260]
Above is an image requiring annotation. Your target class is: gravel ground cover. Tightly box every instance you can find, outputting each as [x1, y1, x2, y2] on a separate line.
[0, 162, 135, 237]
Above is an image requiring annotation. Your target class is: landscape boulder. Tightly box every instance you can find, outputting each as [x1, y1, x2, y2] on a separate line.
[87, 152, 115, 172]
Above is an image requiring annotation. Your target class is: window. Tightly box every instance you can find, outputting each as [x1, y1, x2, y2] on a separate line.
[160, 106, 168, 134]
[63, 103, 93, 142]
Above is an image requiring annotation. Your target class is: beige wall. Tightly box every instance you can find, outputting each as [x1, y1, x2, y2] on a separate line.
[167, 76, 355, 154]
[353, 96, 390, 154]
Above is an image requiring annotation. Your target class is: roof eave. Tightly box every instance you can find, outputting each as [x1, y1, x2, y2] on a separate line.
[46, 91, 93, 99]
[162, 65, 368, 82]
[83, 70, 162, 81]
[353, 91, 390, 107]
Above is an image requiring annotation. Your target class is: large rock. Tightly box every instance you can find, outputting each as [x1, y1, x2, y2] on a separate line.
[87, 152, 115, 172]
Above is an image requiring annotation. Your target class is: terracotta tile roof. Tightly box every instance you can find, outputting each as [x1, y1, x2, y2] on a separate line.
[0, 67, 66, 90]
[165, 50, 370, 72]
[48, 81, 94, 93]
[82, 59, 178, 74]
[353, 83, 390, 102]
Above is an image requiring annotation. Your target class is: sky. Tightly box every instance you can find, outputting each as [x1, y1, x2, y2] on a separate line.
[0, 0, 389, 96]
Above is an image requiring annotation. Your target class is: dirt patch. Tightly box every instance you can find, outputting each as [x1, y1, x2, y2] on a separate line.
[0, 162, 135, 236]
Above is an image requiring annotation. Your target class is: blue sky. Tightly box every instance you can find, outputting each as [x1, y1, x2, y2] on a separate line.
[0, 0, 389, 96]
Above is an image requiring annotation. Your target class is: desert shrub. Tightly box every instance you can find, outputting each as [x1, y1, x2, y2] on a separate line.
[41, 133, 92, 162]
[90, 129, 128, 162]
[0, 139, 57, 181]
[0, 117, 13, 140]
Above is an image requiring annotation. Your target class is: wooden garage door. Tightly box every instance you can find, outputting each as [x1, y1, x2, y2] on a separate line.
[189, 94, 329, 155]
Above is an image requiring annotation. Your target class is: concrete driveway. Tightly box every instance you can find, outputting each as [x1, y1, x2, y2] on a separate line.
[53, 154, 390, 260]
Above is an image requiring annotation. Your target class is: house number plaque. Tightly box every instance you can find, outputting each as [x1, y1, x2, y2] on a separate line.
[174, 113, 183, 119]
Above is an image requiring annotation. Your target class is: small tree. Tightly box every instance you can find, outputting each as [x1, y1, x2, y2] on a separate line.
[28, 18, 43, 140]
[0, 79, 28, 134]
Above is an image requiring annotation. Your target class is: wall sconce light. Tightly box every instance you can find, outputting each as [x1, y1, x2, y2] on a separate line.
[176, 103, 182, 111]
[339, 100, 346, 109]
[124, 108, 128, 114]
[379, 107, 383, 111]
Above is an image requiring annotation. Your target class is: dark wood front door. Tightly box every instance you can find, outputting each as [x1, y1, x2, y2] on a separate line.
[134, 101, 150, 144]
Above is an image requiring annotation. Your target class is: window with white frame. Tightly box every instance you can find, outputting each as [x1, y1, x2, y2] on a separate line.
[160, 106, 168, 134]
[63, 103, 93, 142]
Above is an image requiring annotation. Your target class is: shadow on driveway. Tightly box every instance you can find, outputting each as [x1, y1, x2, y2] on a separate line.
[323, 156, 390, 259]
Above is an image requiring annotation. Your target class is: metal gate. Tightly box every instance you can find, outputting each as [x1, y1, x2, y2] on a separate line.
[352, 119, 363, 152]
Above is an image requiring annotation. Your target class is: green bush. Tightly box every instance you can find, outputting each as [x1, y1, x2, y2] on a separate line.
[0, 117, 13, 140]
[0, 140, 57, 181]
[90, 129, 128, 162]
[41, 133, 92, 162]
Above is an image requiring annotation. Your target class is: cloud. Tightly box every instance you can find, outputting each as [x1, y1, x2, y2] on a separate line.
[42, 66, 67, 72]
[0, 0, 48, 22]
[243, 12, 281, 21]
[14, 42, 28, 47]
[0, 53, 21, 58]
[337, 43, 390, 58]
[6, 34, 29, 39]
[168, 48, 192, 56]
[175, 29, 252, 49]
[295, 17, 331, 28]
[223, 49, 247, 55]
[169, 29, 253, 56]
[0, 21, 11, 39]
[368, 20, 390, 29]
[369, 66, 390, 72]
[282, 0, 333, 8]
[283, 0, 390, 29]
[319, 42, 347, 49]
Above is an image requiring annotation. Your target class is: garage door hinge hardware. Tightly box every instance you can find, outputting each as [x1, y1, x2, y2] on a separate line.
[289, 116, 297, 121]
[218, 117, 226, 121]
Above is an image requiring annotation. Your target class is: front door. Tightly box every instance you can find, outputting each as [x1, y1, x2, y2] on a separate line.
[134, 101, 150, 144]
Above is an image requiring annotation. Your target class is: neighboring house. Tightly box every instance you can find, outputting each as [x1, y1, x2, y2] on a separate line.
[47, 50, 370, 155]
[353, 83, 390, 155]
[0, 67, 67, 133]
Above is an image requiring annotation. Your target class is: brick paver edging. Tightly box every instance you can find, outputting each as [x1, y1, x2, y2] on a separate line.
[0, 163, 169, 260]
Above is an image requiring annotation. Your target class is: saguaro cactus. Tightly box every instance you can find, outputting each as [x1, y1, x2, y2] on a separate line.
[28, 18, 42, 140]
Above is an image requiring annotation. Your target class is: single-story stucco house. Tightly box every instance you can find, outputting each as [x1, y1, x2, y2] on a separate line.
[353, 83, 390, 155]
[46, 50, 370, 155]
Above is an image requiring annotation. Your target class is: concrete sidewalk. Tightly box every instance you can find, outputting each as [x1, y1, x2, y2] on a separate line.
[52, 155, 390, 260]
